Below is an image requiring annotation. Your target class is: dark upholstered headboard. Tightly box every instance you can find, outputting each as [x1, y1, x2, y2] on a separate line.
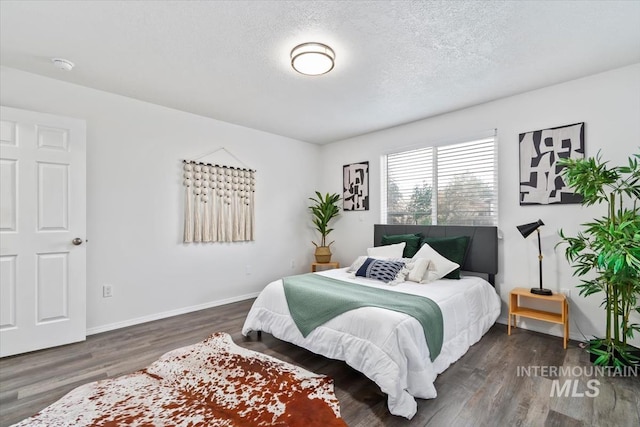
[374, 224, 498, 286]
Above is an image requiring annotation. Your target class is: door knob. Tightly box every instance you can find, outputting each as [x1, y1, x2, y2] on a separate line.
[72, 238, 84, 246]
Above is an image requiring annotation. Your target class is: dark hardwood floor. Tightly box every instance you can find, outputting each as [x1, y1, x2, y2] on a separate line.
[1, 299, 638, 426]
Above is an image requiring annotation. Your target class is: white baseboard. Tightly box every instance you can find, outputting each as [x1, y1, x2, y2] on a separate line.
[496, 315, 585, 343]
[86, 292, 260, 336]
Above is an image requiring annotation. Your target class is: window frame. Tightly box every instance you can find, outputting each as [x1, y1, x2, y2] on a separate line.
[381, 132, 498, 226]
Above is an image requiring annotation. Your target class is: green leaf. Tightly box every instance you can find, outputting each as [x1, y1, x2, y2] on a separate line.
[588, 347, 607, 356]
[558, 149, 640, 353]
[594, 354, 609, 365]
[308, 191, 341, 244]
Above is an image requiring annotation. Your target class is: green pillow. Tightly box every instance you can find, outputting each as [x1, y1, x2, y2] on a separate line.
[381, 233, 422, 258]
[421, 236, 471, 279]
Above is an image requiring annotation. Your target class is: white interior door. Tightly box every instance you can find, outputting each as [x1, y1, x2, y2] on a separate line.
[0, 106, 86, 357]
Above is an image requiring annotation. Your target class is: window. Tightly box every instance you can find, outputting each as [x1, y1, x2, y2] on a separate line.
[382, 136, 497, 226]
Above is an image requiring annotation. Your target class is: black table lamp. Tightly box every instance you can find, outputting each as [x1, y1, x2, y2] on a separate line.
[517, 219, 552, 296]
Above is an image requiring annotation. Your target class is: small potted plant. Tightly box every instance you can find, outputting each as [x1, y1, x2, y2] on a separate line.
[309, 191, 341, 263]
[557, 151, 640, 366]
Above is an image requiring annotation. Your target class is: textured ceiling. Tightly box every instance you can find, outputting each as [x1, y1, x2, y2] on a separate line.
[1, 1, 639, 144]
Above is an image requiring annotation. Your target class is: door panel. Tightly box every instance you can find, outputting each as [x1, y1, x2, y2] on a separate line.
[0, 106, 86, 357]
[0, 159, 17, 231]
[37, 125, 69, 151]
[36, 252, 69, 322]
[0, 255, 17, 329]
[38, 162, 69, 230]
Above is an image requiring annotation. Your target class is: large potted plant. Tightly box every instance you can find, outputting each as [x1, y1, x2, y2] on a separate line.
[309, 191, 341, 263]
[558, 151, 640, 366]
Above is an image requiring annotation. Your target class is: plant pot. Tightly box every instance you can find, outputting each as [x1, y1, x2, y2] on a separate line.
[314, 246, 332, 263]
[588, 342, 640, 366]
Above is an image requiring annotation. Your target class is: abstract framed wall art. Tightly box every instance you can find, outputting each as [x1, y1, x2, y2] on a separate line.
[343, 161, 369, 211]
[519, 122, 585, 205]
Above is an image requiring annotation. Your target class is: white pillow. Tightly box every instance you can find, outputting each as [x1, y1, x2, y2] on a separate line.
[405, 258, 434, 283]
[412, 243, 459, 283]
[367, 242, 406, 258]
[346, 255, 369, 273]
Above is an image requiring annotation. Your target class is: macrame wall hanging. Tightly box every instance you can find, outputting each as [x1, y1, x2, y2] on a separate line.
[183, 148, 255, 243]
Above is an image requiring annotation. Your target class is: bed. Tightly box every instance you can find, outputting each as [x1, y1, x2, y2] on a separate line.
[241, 224, 501, 419]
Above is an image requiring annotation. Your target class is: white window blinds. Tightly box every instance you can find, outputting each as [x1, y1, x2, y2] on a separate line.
[383, 136, 497, 226]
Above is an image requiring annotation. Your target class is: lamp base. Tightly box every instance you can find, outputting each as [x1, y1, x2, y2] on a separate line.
[530, 287, 553, 296]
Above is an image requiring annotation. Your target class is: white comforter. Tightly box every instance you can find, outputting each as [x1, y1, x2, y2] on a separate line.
[241, 269, 501, 419]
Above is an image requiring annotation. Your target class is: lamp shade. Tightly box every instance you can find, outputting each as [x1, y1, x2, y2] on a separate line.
[517, 219, 544, 238]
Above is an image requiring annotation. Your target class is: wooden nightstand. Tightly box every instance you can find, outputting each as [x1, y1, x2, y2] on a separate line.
[311, 262, 340, 272]
[508, 287, 569, 349]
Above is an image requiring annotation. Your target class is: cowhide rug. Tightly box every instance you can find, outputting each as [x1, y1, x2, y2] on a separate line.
[13, 332, 347, 426]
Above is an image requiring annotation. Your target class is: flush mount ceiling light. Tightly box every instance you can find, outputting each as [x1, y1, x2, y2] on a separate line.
[290, 42, 335, 76]
[51, 58, 75, 71]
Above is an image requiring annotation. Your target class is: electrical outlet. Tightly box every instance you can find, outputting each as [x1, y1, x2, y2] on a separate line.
[290, 259, 295, 269]
[560, 288, 571, 297]
[103, 284, 113, 298]
[245, 265, 252, 275]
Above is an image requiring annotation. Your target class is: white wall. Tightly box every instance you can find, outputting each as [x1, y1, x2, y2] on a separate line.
[2, 63, 638, 345]
[0, 66, 320, 333]
[319, 63, 640, 346]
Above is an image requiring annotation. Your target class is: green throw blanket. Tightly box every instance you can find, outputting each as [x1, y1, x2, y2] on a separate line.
[282, 273, 443, 361]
